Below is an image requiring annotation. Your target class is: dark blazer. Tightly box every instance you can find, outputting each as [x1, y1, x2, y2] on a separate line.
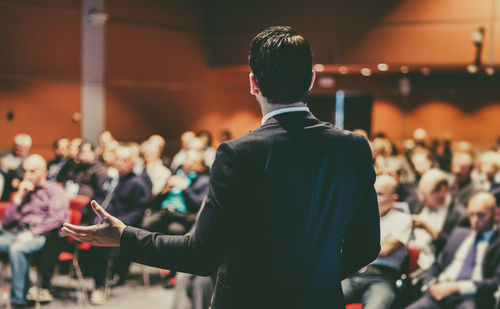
[424, 227, 500, 302]
[120, 111, 380, 308]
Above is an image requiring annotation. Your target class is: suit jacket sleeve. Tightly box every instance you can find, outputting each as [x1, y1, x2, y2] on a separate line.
[120, 142, 236, 275]
[340, 136, 381, 280]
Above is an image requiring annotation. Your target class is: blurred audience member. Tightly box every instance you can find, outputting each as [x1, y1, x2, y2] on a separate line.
[141, 140, 171, 196]
[478, 151, 500, 204]
[218, 129, 232, 145]
[406, 192, 500, 309]
[0, 133, 32, 201]
[95, 131, 115, 160]
[170, 131, 195, 172]
[342, 175, 412, 309]
[408, 169, 468, 271]
[0, 154, 69, 308]
[449, 152, 483, 208]
[81, 144, 151, 305]
[142, 150, 209, 235]
[196, 130, 216, 168]
[47, 137, 69, 181]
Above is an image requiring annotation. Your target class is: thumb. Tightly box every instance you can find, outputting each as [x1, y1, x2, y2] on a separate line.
[91, 200, 110, 223]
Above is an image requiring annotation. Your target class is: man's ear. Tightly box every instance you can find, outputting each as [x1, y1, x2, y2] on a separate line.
[308, 70, 316, 91]
[249, 72, 260, 95]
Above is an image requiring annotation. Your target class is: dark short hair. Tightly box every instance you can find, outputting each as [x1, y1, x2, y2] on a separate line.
[249, 26, 313, 104]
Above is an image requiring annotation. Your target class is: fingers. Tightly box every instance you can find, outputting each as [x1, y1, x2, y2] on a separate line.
[60, 226, 89, 242]
[62, 223, 97, 233]
[91, 200, 110, 222]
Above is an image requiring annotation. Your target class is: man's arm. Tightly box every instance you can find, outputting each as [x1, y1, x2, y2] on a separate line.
[340, 138, 380, 280]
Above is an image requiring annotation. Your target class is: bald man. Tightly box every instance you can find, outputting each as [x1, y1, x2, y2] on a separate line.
[407, 192, 500, 309]
[1, 154, 69, 308]
[342, 175, 413, 309]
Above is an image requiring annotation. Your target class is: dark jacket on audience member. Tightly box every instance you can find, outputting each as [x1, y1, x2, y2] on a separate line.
[82, 172, 151, 227]
[68, 161, 108, 198]
[423, 227, 500, 306]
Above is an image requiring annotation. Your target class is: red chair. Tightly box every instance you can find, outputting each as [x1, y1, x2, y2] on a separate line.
[346, 304, 363, 309]
[69, 195, 91, 210]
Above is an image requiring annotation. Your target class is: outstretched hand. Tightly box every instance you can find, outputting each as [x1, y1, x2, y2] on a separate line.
[61, 200, 126, 247]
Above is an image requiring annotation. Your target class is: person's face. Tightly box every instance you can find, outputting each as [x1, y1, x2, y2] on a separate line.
[182, 152, 204, 174]
[114, 148, 135, 175]
[143, 146, 159, 163]
[23, 160, 46, 186]
[451, 160, 471, 183]
[468, 200, 498, 234]
[78, 143, 95, 164]
[181, 132, 195, 149]
[375, 182, 396, 216]
[480, 161, 498, 181]
[412, 154, 432, 176]
[424, 184, 448, 209]
[56, 139, 69, 157]
[14, 143, 30, 157]
[69, 140, 81, 159]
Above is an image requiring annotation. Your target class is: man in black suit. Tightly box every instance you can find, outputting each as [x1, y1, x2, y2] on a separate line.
[62, 26, 380, 308]
[407, 191, 500, 309]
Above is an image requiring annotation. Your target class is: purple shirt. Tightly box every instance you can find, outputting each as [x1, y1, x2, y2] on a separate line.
[2, 181, 70, 235]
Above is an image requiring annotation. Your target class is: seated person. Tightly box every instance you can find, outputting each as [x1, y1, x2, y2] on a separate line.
[140, 139, 171, 197]
[80, 144, 151, 305]
[342, 175, 413, 309]
[59, 140, 108, 198]
[0, 134, 32, 201]
[449, 152, 484, 209]
[142, 150, 210, 235]
[0, 154, 69, 308]
[406, 192, 500, 309]
[46, 137, 69, 181]
[408, 169, 468, 271]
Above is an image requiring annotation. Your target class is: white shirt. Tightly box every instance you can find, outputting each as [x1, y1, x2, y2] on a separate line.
[261, 106, 310, 125]
[372, 208, 413, 271]
[438, 230, 495, 295]
[409, 198, 451, 270]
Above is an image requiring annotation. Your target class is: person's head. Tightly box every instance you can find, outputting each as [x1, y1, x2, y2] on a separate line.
[141, 140, 161, 163]
[382, 156, 405, 184]
[188, 138, 206, 152]
[98, 131, 114, 147]
[218, 129, 232, 143]
[249, 26, 314, 104]
[197, 130, 213, 148]
[114, 144, 137, 176]
[411, 150, 433, 177]
[451, 152, 474, 183]
[413, 128, 427, 146]
[78, 141, 96, 164]
[13, 133, 32, 157]
[102, 140, 119, 167]
[68, 138, 82, 159]
[418, 168, 449, 209]
[375, 175, 398, 216]
[467, 192, 499, 234]
[147, 134, 165, 154]
[181, 131, 196, 150]
[182, 150, 206, 174]
[22, 154, 47, 186]
[479, 151, 500, 182]
[53, 137, 69, 158]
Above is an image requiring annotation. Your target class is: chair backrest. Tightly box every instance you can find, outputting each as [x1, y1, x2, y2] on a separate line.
[67, 209, 82, 244]
[407, 247, 420, 274]
[70, 195, 91, 210]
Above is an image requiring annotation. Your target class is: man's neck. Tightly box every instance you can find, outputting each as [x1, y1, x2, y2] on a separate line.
[258, 99, 307, 117]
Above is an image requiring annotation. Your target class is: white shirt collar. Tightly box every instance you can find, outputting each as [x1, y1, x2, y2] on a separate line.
[261, 106, 310, 125]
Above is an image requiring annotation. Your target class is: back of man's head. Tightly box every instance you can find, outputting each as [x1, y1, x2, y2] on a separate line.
[249, 26, 312, 104]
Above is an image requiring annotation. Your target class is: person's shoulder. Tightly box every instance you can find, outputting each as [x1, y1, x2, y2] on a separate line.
[44, 181, 67, 197]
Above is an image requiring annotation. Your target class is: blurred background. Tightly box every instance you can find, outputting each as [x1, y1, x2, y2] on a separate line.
[0, 0, 499, 156]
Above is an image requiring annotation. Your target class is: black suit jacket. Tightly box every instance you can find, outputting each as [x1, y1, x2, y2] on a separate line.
[424, 227, 500, 300]
[121, 111, 380, 308]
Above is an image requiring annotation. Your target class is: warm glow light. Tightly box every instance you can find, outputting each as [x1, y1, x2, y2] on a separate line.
[361, 68, 372, 76]
[466, 64, 478, 74]
[485, 67, 495, 75]
[313, 64, 325, 72]
[400, 65, 409, 74]
[338, 66, 348, 74]
[377, 63, 389, 71]
[420, 67, 430, 75]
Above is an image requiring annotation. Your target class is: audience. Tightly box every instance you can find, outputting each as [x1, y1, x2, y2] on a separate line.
[1, 126, 499, 309]
[0, 154, 69, 308]
[406, 192, 500, 309]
